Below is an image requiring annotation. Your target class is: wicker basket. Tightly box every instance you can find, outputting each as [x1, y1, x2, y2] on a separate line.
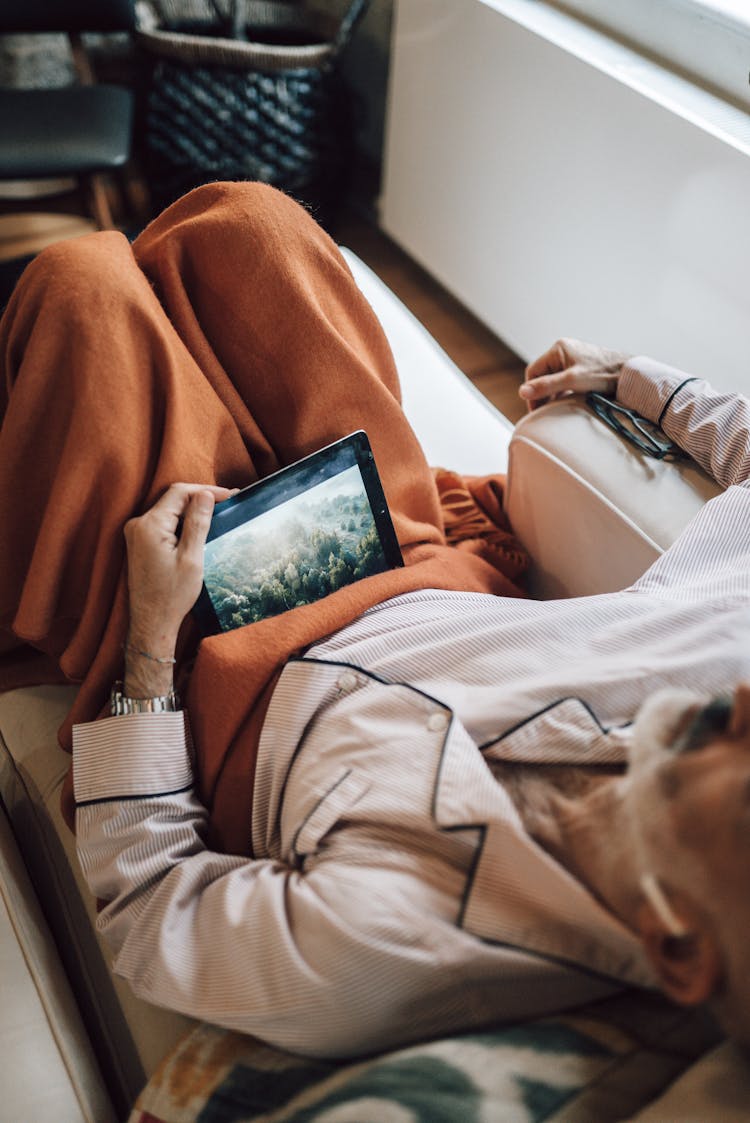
[138, 0, 370, 224]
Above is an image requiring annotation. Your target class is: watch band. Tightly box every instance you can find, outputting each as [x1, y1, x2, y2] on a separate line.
[110, 682, 181, 716]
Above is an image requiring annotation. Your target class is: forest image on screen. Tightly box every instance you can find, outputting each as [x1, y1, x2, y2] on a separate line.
[204, 466, 388, 630]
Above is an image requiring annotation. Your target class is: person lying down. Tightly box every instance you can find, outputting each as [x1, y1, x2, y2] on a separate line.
[0, 182, 748, 1059]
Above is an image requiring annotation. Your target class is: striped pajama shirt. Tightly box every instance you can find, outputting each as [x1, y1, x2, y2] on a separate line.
[74, 357, 750, 1057]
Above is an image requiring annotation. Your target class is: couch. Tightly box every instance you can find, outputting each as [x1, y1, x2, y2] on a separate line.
[1, 248, 747, 1122]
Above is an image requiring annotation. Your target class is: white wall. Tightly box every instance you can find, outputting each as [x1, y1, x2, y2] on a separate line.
[381, 0, 750, 394]
[549, 0, 750, 113]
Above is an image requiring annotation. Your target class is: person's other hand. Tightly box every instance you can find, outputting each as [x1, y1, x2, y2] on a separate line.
[123, 483, 235, 696]
[519, 338, 631, 411]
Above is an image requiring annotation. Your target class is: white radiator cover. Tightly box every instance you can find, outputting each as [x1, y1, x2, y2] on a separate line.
[381, 0, 750, 395]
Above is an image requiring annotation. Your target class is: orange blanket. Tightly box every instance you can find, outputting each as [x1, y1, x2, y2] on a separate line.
[0, 182, 528, 854]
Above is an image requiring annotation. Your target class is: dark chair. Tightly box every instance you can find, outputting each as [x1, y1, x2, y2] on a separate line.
[0, 0, 137, 229]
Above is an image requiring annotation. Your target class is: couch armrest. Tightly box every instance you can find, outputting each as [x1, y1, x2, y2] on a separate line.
[505, 398, 722, 599]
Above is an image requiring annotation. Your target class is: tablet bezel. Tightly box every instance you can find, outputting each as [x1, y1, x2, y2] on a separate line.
[193, 430, 403, 636]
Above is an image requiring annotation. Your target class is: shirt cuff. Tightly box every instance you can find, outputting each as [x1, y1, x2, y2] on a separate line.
[617, 356, 701, 423]
[73, 711, 193, 804]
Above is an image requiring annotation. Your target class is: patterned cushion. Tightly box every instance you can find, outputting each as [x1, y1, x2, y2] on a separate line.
[129, 991, 720, 1123]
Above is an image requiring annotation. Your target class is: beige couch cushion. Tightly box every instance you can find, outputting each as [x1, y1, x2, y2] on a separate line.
[632, 1041, 750, 1122]
[0, 805, 115, 1122]
[506, 398, 722, 598]
[343, 248, 514, 476]
[0, 684, 196, 1115]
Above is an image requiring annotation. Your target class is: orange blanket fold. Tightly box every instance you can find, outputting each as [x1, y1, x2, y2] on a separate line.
[0, 182, 528, 855]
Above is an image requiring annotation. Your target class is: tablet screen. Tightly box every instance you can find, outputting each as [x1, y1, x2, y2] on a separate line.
[193, 431, 403, 635]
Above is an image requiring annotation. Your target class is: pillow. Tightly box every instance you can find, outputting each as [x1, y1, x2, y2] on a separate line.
[129, 990, 720, 1123]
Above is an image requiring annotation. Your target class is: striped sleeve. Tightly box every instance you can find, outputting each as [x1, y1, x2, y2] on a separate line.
[72, 712, 193, 803]
[71, 710, 475, 1058]
[619, 357, 750, 488]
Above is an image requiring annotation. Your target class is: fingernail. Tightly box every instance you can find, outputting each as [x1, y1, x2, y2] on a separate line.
[519, 384, 533, 397]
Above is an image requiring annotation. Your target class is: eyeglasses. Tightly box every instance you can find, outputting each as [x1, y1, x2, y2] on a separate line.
[586, 392, 685, 461]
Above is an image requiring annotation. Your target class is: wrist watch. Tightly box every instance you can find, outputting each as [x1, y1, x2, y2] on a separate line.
[110, 682, 181, 716]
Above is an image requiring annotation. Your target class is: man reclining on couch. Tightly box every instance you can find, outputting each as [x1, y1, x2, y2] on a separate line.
[0, 182, 748, 1060]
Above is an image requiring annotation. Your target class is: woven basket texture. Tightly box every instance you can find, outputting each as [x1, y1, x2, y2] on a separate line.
[139, 1, 366, 224]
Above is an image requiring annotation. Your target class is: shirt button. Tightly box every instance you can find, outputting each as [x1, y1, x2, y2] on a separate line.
[427, 711, 449, 733]
[337, 671, 358, 693]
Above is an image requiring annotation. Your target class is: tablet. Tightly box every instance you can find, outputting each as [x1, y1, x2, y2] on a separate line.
[193, 431, 403, 635]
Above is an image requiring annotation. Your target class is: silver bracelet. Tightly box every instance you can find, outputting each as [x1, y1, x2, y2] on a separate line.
[122, 642, 176, 666]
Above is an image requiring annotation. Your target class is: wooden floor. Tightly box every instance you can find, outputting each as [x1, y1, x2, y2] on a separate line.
[337, 213, 527, 424]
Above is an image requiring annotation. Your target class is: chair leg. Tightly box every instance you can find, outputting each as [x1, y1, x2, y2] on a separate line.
[83, 174, 116, 230]
[118, 166, 153, 230]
